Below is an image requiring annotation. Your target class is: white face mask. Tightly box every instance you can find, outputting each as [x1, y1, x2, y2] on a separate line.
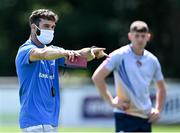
[35, 25, 54, 45]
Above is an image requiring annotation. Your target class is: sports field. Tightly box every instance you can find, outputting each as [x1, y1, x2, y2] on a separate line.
[0, 124, 179, 132]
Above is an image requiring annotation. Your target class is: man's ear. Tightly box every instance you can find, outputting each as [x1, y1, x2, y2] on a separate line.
[30, 24, 38, 35]
[128, 32, 132, 41]
[31, 24, 36, 30]
[147, 33, 151, 42]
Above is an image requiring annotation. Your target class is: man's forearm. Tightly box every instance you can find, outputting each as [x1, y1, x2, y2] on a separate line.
[155, 80, 166, 112]
[155, 87, 166, 112]
[75, 46, 107, 61]
[93, 78, 113, 105]
[42, 47, 67, 60]
[76, 48, 95, 61]
[30, 47, 67, 61]
[44, 46, 92, 61]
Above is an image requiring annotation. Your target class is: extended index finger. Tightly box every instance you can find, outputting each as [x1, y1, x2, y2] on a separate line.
[103, 52, 109, 57]
[93, 47, 106, 51]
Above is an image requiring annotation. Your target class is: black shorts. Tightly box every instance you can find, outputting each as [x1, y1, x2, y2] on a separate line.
[114, 113, 152, 132]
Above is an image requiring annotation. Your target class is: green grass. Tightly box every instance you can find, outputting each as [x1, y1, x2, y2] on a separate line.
[0, 124, 179, 132]
[152, 124, 180, 132]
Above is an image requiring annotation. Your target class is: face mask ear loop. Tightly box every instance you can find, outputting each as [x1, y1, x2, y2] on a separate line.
[34, 24, 41, 36]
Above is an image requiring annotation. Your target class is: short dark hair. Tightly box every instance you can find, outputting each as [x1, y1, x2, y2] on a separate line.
[130, 21, 149, 33]
[29, 9, 58, 26]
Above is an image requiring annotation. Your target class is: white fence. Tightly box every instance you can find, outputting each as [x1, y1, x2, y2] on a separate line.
[0, 77, 180, 127]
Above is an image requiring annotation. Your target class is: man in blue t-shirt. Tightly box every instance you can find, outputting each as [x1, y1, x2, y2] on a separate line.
[15, 9, 107, 132]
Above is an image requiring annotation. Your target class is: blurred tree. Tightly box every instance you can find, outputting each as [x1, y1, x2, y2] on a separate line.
[0, 0, 179, 78]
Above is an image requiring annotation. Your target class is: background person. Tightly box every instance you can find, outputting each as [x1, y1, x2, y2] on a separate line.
[92, 20, 166, 132]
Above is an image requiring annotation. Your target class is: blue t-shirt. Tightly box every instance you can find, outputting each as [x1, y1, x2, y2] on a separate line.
[15, 40, 65, 128]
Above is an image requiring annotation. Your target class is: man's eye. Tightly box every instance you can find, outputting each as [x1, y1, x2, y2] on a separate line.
[135, 34, 145, 38]
[141, 35, 145, 38]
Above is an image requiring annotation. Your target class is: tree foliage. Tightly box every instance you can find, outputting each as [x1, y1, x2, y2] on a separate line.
[0, 0, 180, 77]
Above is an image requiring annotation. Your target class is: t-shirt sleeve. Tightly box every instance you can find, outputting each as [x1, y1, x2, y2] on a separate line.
[153, 59, 164, 81]
[16, 44, 36, 65]
[103, 50, 121, 72]
[56, 57, 65, 66]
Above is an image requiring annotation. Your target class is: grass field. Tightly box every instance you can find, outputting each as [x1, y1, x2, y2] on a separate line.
[0, 124, 179, 132]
